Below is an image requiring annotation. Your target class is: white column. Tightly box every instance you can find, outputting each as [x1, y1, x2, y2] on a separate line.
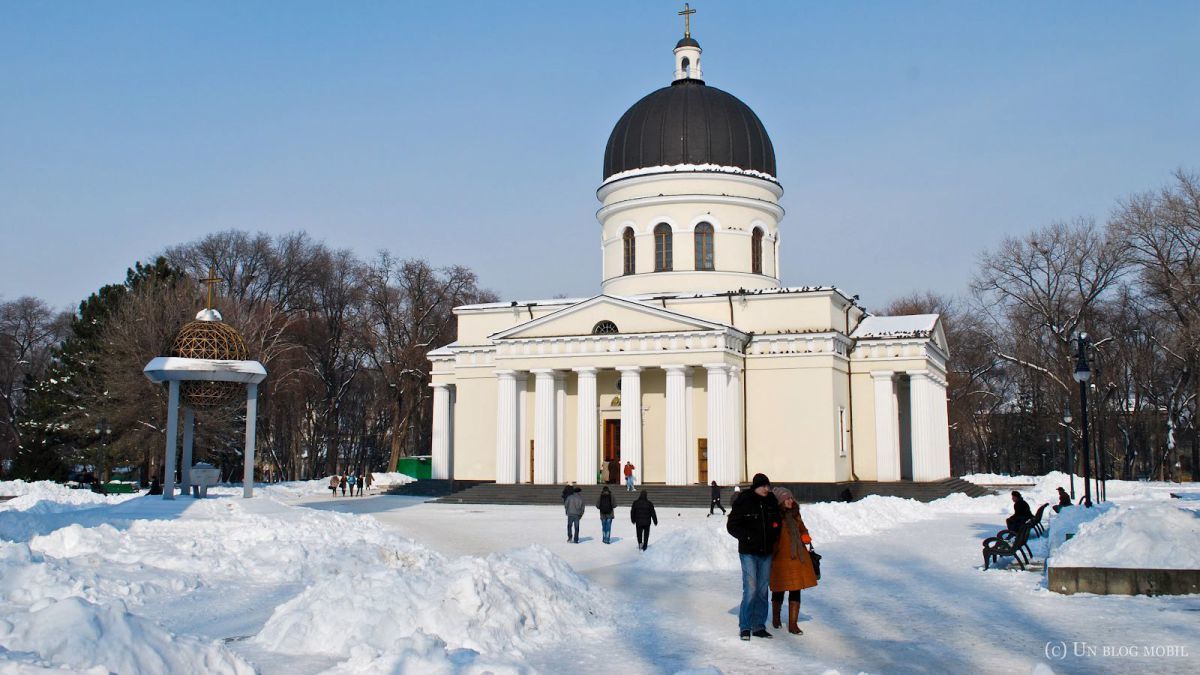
[181, 407, 195, 496]
[532, 369, 557, 485]
[554, 372, 567, 483]
[243, 383, 257, 498]
[933, 376, 952, 478]
[516, 372, 529, 483]
[617, 366, 643, 478]
[431, 383, 451, 480]
[574, 367, 598, 484]
[495, 370, 518, 484]
[872, 372, 899, 481]
[705, 364, 729, 485]
[664, 365, 688, 485]
[727, 365, 743, 484]
[163, 380, 180, 500]
[909, 371, 934, 481]
[685, 367, 695, 483]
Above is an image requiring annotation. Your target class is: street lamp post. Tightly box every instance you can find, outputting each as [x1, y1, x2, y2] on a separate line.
[1062, 407, 1074, 500]
[93, 417, 111, 484]
[1074, 334, 1094, 507]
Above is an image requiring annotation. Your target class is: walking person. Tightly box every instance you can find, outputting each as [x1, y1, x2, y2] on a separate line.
[597, 486, 617, 544]
[347, 473, 357, 497]
[624, 461, 636, 492]
[708, 480, 726, 517]
[769, 487, 817, 635]
[607, 458, 620, 484]
[364, 471, 373, 493]
[727, 473, 782, 641]
[564, 486, 585, 543]
[339, 474, 348, 497]
[630, 490, 657, 550]
[356, 470, 365, 496]
[329, 475, 340, 497]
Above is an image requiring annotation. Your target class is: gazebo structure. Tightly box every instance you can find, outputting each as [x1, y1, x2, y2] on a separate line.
[142, 270, 267, 499]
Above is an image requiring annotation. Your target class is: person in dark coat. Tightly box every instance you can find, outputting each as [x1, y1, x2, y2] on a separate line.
[607, 458, 620, 484]
[629, 490, 657, 550]
[147, 477, 163, 496]
[339, 474, 348, 496]
[708, 480, 726, 517]
[727, 472, 782, 640]
[597, 486, 616, 544]
[1053, 487, 1071, 513]
[1006, 490, 1033, 531]
[564, 487, 585, 543]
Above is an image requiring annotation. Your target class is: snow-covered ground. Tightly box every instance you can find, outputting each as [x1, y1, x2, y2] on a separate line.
[2, 474, 1199, 674]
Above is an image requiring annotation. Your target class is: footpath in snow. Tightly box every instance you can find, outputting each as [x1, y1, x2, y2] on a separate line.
[1, 473, 1198, 674]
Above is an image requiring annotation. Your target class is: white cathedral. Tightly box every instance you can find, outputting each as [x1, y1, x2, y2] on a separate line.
[428, 25, 951, 487]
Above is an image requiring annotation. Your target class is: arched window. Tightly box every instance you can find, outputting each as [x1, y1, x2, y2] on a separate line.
[653, 223, 673, 272]
[681, 56, 691, 78]
[751, 227, 764, 274]
[694, 222, 714, 270]
[592, 320, 618, 335]
[622, 227, 635, 275]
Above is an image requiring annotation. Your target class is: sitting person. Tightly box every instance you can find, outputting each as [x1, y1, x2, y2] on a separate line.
[1052, 486, 1071, 513]
[1005, 490, 1032, 531]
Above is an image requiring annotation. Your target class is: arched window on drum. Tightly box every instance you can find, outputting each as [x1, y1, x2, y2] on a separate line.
[694, 222, 714, 271]
[622, 227, 635, 275]
[751, 227, 764, 275]
[654, 223, 673, 272]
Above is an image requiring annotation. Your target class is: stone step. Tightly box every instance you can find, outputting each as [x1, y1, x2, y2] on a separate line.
[407, 478, 994, 507]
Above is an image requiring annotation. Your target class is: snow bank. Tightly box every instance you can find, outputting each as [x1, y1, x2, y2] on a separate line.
[1, 481, 607, 671]
[0, 480, 136, 514]
[1049, 503, 1200, 569]
[642, 493, 1010, 572]
[255, 545, 603, 660]
[0, 596, 252, 674]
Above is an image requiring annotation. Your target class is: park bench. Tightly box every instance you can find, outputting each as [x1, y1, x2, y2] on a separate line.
[1028, 502, 1049, 538]
[982, 521, 1035, 570]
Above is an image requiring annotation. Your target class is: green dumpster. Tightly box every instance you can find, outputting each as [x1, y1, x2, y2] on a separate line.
[395, 456, 432, 480]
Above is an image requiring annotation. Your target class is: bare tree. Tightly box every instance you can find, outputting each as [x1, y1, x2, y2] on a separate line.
[0, 297, 68, 473]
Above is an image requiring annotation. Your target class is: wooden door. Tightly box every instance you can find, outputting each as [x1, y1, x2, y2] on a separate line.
[603, 420, 620, 483]
[697, 438, 708, 483]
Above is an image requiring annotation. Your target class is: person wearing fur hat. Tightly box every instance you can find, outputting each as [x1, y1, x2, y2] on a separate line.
[769, 487, 817, 635]
[727, 472, 782, 640]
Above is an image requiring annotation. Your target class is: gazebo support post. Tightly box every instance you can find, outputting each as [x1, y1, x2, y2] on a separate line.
[181, 407, 194, 497]
[163, 380, 180, 500]
[243, 383, 258, 498]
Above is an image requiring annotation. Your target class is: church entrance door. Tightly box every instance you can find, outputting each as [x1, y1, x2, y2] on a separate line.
[603, 420, 621, 484]
[697, 438, 708, 483]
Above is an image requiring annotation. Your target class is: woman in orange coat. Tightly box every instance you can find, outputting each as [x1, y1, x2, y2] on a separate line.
[769, 487, 818, 635]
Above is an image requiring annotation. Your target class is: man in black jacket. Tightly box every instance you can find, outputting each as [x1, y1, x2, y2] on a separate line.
[629, 490, 658, 550]
[727, 473, 781, 640]
[1006, 490, 1033, 531]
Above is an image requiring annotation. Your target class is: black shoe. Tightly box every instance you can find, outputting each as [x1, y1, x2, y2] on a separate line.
[752, 629, 773, 639]
[740, 630, 751, 641]
[573, 539, 579, 544]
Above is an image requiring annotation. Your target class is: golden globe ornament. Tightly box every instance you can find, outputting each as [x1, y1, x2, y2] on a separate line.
[171, 308, 250, 408]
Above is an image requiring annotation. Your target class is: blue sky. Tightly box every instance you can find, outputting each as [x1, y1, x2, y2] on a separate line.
[2, 1, 1197, 313]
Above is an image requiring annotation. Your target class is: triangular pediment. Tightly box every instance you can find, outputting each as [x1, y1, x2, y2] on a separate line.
[490, 295, 731, 340]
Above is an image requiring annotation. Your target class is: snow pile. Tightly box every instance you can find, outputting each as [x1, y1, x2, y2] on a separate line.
[642, 493, 1009, 571]
[0, 480, 137, 514]
[1049, 502, 1200, 569]
[602, 162, 780, 185]
[255, 545, 602, 660]
[1, 487, 608, 672]
[0, 595, 252, 674]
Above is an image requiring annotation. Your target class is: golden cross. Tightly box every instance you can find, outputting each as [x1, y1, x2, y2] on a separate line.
[678, 3, 696, 38]
[201, 266, 222, 310]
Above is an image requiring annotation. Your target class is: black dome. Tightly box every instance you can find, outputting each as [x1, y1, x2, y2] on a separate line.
[603, 79, 776, 180]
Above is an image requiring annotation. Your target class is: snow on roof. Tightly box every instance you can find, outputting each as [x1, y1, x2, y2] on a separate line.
[851, 314, 939, 340]
[601, 163, 780, 185]
[456, 287, 858, 312]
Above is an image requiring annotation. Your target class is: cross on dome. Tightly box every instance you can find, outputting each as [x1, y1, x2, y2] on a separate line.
[678, 3, 696, 38]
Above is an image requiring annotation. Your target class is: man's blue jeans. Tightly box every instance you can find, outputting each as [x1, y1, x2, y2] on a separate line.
[567, 515, 581, 541]
[625, 475, 635, 491]
[601, 516, 613, 542]
[739, 553, 773, 632]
